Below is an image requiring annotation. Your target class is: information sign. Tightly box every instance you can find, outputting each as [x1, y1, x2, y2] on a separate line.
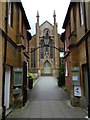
[74, 85, 81, 97]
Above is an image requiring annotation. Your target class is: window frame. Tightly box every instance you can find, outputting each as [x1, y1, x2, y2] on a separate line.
[50, 46, 53, 59]
[65, 61, 68, 76]
[79, 1, 84, 26]
[8, 2, 13, 27]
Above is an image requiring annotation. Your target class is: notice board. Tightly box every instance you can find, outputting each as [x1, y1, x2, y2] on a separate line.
[14, 68, 23, 86]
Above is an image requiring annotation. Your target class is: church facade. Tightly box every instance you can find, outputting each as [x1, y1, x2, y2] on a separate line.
[29, 11, 63, 76]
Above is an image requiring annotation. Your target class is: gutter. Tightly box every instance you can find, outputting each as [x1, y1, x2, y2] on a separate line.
[2, 1, 8, 120]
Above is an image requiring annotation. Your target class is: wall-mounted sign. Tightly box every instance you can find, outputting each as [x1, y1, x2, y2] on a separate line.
[72, 76, 78, 81]
[71, 67, 80, 85]
[74, 85, 81, 97]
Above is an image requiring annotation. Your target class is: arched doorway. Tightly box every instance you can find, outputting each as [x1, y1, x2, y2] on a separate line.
[42, 61, 52, 75]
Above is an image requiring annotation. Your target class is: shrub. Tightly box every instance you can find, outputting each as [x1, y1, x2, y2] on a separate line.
[28, 72, 34, 79]
[57, 62, 65, 87]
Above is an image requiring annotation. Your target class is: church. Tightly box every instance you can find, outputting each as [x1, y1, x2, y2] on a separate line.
[29, 11, 63, 76]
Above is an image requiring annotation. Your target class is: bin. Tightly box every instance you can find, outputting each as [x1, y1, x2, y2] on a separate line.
[29, 77, 33, 89]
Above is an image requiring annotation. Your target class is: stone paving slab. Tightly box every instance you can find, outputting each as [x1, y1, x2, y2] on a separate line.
[0, 112, 1, 120]
[29, 76, 70, 101]
[7, 100, 87, 119]
[6, 76, 88, 119]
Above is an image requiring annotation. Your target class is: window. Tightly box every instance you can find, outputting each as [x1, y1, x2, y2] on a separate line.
[65, 40, 67, 52]
[41, 47, 44, 59]
[31, 48, 36, 67]
[45, 47, 48, 52]
[40, 40, 44, 59]
[50, 47, 53, 59]
[65, 61, 68, 76]
[43, 29, 50, 36]
[8, 2, 13, 27]
[33, 51, 36, 67]
[19, 9, 22, 33]
[14, 68, 23, 86]
[27, 61, 28, 76]
[79, 1, 84, 26]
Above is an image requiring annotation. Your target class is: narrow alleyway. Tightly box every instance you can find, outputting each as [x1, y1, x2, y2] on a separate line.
[29, 76, 70, 101]
[7, 76, 87, 119]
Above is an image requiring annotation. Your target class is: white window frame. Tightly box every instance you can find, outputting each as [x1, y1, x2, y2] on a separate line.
[80, 1, 84, 26]
[27, 61, 28, 77]
[65, 61, 68, 76]
[8, 2, 11, 26]
[8, 2, 13, 27]
[65, 40, 66, 52]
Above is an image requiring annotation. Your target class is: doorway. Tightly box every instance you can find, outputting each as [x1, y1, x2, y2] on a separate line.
[82, 64, 88, 107]
[4, 66, 11, 109]
[23, 61, 27, 106]
[43, 61, 52, 75]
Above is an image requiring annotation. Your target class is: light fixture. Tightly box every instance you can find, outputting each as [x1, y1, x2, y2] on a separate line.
[43, 37, 50, 47]
[60, 51, 64, 58]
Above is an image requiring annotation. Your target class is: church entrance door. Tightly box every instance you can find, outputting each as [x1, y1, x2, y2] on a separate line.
[43, 61, 52, 75]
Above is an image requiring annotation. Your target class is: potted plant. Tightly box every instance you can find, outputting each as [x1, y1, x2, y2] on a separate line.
[28, 72, 34, 89]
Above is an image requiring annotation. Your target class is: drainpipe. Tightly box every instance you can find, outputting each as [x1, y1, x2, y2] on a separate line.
[83, 2, 90, 118]
[2, 1, 8, 119]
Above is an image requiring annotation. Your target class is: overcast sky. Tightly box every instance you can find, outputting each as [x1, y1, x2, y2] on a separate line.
[21, 0, 70, 35]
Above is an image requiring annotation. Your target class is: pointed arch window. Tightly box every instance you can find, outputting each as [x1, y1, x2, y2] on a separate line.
[41, 47, 44, 59]
[43, 29, 50, 36]
[40, 40, 44, 59]
[45, 46, 48, 52]
[50, 47, 53, 59]
[31, 48, 36, 67]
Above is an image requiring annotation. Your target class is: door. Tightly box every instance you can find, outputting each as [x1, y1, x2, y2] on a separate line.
[43, 61, 52, 75]
[4, 66, 11, 109]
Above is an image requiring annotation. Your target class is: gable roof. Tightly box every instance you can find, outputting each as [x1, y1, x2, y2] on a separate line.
[62, 2, 75, 29]
[40, 20, 53, 27]
[18, 1, 31, 30]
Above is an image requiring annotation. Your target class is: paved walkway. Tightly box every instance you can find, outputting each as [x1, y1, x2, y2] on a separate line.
[29, 76, 70, 101]
[7, 76, 87, 119]
[0, 107, 2, 120]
